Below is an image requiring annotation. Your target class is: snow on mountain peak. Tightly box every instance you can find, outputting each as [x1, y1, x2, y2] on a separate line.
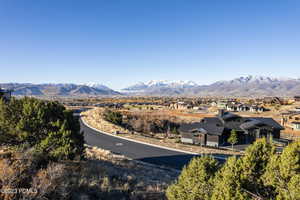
[123, 80, 199, 91]
[145, 80, 198, 87]
[226, 75, 295, 84]
[84, 83, 111, 90]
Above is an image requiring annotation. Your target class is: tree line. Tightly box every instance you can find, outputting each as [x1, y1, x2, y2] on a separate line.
[166, 138, 300, 200]
[103, 109, 180, 135]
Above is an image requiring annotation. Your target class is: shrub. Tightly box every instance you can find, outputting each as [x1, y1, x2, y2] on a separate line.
[103, 109, 123, 126]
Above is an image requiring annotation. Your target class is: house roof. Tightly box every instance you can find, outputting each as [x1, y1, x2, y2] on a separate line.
[240, 119, 263, 130]
[244, 117, 284, 130]
[179, 113, 284, 137]
[179, 122, 203, 132]
[291, 121, 300, 124]
[224, 120, 244, 131]
[221, 112, 241, 121]
[179, 118, 224, 136]
[200, 118, 224, 135]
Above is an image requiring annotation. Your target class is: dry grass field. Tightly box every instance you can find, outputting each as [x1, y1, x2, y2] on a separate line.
[0, 145, 178, 200]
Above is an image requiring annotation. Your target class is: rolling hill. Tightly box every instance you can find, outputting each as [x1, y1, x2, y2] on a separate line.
[0, 83, 121, 97]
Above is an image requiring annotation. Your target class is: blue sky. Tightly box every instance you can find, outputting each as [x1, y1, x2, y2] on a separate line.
[0, 0, 300, 89]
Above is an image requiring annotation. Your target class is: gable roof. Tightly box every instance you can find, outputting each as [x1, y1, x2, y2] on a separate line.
[245, 117, 284, 130]
[179, 118, 224, 136]
[179, 113, 284, 137]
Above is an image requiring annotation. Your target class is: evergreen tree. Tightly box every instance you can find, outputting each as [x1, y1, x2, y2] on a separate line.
[263, 140, 300, 199]
[166, 156, 219, 200]
[0, 97, 84, 160]
[36, 120, 83, 160]
[240, 138, 275, 198]
[211, 156, 250, 200]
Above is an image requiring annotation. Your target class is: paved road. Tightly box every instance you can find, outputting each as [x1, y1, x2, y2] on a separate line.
[81, 119, 228, 170]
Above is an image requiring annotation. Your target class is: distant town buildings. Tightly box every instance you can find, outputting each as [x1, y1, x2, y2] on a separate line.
[211, 100, 267, 113]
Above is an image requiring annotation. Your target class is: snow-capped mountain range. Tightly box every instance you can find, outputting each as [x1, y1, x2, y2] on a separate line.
[122, 80, 199, 92]
[122, 75, 300, 97]
[215, 75, 296, 85]
[2, 75, 300, 97]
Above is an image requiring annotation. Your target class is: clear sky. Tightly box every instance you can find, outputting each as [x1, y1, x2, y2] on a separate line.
[0, 0, 300, 89]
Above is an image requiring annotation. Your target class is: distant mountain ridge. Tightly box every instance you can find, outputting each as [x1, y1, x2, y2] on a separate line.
[2, 75, 300, 97]
[123, 80, 199, 93]
[122, 76, 300, 97]
[0, 83, 121, 96]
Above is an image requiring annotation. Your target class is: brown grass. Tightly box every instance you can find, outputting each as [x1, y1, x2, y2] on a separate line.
[0, 145, 178, 200]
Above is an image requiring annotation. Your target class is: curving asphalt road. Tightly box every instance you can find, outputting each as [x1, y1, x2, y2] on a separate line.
[81, 119, 228, 170]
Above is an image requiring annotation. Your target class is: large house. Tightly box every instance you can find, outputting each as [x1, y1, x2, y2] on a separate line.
[179, 110, 283, 147]
[281, 111, 300, 131]
[0, 88, 11, 102]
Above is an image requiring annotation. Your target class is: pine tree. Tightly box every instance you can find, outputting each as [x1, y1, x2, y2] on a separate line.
[166, 156, 219, 200]
[0, 97, 84, 160]
[240, 138, 275, 198]
[211, 156, 250, 200]
[263, 140, 300, 199]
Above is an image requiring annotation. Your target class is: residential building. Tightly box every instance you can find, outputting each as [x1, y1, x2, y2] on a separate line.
[295, 96, 300, 102]
[292, 122, 300, 131]
[179, 110, 283, 147]
[263, 97, 283, 105]
[169, 102, 192, 110]
[281, 112, 300, 131]
[216, 101, 228, 109]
